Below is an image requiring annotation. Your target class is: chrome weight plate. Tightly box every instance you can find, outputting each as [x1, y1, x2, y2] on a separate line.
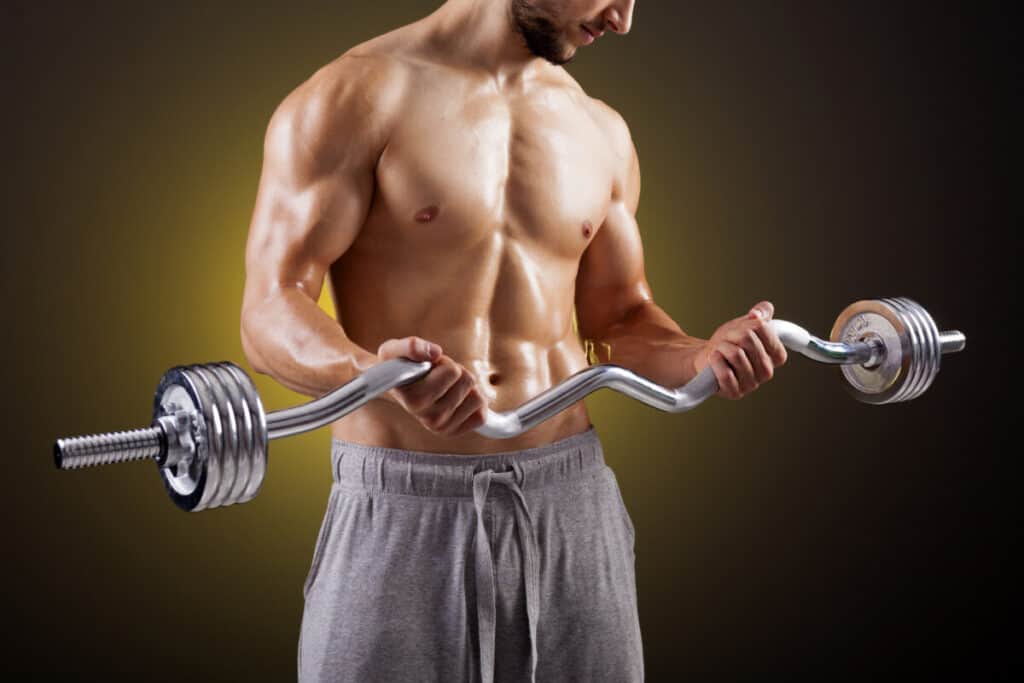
[190, 365, 241, 510]
[151, 362, 268, 511]
[830, 297, 942, 404]
[153, 366, 216, 511]
[219, 362, 268, 504]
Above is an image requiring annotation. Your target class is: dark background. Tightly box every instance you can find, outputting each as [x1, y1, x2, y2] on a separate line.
[4, 1, 1015, 679]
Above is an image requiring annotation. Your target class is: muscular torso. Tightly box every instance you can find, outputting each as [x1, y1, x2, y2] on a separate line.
[326, 28, 620, 453]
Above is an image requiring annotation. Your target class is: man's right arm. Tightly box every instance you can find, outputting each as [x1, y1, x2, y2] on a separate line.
[240, 54, 401, 400]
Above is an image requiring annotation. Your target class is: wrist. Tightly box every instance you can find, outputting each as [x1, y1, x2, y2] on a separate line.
[682, 338, 709, 381]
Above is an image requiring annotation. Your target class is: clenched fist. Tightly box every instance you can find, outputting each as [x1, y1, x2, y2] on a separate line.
[692, 301, 788, 400]
[377, 336, 489, 436]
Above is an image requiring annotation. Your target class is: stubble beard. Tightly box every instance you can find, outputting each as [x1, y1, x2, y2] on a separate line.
[508, 0, 575, 66]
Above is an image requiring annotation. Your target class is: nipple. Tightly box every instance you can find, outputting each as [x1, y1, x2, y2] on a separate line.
[582, 220, 593, 238]
[414, 205, 440, 223]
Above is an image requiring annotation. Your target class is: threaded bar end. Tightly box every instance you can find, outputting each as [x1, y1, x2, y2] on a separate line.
[54, 427, 164, 470]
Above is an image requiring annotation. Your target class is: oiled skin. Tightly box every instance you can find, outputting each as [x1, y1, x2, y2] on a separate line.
[240, 2, 716, 454]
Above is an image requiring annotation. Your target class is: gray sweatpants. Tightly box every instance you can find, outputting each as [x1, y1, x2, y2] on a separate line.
[297, 425, 643, 682]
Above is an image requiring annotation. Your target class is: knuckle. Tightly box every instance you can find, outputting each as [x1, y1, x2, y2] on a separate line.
[405, 393, 429, 413]
[437, 364, 459, 384]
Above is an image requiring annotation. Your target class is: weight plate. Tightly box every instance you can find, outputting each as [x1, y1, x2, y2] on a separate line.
[154, 366, 217, 511]
[221, 362, 268, 504]
[830, 299, 911, 404]
[831, 298, 945, 404]
[191, 364, 241, 509]
[184, 366, 224, 511]
[886, 297, 941, 401]
[209, 363, 255, 506]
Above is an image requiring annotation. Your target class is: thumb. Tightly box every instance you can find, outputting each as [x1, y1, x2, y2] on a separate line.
[748, 301, 774, 321]
[378, 336, 443, 362]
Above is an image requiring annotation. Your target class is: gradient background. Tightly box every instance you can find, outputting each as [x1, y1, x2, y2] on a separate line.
[4, 1, 1014, 679]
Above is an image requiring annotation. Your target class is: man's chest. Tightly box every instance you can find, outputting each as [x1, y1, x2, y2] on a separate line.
[369, 85, 616, 260]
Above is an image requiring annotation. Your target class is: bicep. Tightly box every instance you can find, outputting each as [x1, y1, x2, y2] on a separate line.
[242, 67, 384, 313]
[243, 145, 372, 307]
[574, 133, 651, 340]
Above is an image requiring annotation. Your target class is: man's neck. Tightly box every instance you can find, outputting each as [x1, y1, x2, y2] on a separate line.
[431, 0, 551, 87]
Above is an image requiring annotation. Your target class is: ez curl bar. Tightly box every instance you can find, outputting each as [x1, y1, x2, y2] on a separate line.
[54, 297, 965, 512]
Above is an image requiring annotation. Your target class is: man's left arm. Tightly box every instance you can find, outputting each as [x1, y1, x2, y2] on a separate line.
[574, 110, 788, 398]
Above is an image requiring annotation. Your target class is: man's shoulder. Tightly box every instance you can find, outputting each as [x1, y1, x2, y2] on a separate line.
[570, 89, 638, 202]
[295, 44, 411, 113]
[581, 94, 633, 156]
[269, 42, 416, 152]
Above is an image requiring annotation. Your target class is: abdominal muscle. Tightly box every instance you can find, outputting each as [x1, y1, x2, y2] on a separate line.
[323, 214, 597, 454]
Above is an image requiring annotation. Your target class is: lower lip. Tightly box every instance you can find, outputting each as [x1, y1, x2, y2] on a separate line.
[580, 26, 594, 45]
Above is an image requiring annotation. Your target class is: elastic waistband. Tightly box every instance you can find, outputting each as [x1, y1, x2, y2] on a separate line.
[329, 425, 605, 497]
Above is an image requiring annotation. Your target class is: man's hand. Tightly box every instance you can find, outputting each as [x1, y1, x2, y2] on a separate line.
[377, 337, 489, 436]
[692, 301, 788, 400]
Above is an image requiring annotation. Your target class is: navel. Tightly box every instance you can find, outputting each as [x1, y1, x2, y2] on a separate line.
[582, 220, 593, 238]
[414, 205, 440, 223]
[488, 372, 502, 386]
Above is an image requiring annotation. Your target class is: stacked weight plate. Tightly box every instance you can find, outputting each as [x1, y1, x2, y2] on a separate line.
[830, 297, 945, 404]
[153, 362, 268, 511]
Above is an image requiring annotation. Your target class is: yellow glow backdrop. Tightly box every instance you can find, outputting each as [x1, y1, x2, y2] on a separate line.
[6, 1, 1011, 679]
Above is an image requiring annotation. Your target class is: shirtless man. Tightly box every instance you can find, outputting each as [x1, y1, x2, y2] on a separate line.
[240, 1, 787, 681]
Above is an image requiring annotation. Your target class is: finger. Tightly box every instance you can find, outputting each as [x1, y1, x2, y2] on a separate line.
[378, 336, 442, 362]
[743, 313, 788, 367]
[738, 328, 774, 383]
[451, 405, 489, 436]
[709, 350, 741, 399]
[423, 371, 476, 431]
[720, 342, 757, 395]
[747, 300, 774, 322]
[401, 356, 461, 412]
[440, 386, 487, 436]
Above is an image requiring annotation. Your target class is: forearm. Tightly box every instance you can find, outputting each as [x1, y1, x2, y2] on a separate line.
[241, 286, 386, 400]
[584, 301, 707, 387]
